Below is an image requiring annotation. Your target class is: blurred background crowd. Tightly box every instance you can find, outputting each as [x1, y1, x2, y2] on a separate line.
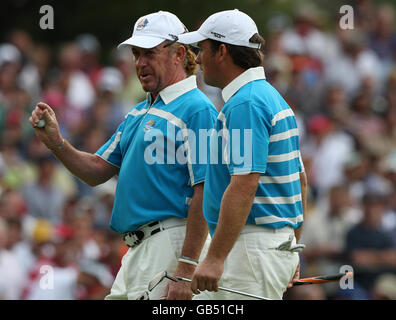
[1, 0, 396, 300]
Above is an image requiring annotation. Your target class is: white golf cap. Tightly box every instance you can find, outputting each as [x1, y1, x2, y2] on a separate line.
[0, 43, 22, 67]
[118, 11, 187, 49]
[178, 9, 260, 49]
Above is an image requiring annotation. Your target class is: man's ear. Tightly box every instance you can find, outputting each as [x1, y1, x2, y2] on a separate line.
[175, 44, 186, 64]
[217, 43, 228, 62]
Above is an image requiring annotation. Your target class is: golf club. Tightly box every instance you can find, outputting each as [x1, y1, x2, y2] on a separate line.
[293, 272, 353, 286]
[149, 271, 271, 300]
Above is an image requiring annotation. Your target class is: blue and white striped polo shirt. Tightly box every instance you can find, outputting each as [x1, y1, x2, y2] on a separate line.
[203, 67, 304, 236]
[96, 76, 218, 234]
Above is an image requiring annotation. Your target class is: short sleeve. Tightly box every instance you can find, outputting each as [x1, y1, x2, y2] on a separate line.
[186, 107, 217, 185]
[225, 103, 272, 175]
[96, 121, 125, 168]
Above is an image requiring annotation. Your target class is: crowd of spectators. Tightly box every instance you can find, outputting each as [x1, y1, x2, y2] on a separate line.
[0, 30, 143, 299]
[1, 1, 396, 300]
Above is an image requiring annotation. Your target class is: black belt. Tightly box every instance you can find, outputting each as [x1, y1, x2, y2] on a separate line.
[123, 221, 162, 248]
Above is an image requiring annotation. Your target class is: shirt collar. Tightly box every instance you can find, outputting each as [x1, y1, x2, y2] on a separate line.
[221, 67, 266, 103]
[156, 75, 197, 105]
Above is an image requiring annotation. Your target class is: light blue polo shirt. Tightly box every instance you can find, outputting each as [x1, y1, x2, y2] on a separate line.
[203, 67, 304, 236]
[96, 76, 218, 233]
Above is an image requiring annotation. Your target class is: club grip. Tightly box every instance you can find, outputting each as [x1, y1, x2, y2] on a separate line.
[293, 272, 352, 286]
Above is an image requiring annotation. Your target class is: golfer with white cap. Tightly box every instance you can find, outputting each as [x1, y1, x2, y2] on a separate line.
[178, 9, 308, 300]
[29, 11, 218, 300]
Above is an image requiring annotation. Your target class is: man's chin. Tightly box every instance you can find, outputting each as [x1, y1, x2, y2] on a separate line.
[203, 76, 217, 88]
[139, 81, 162, 96]
[140, 83, 154, 93]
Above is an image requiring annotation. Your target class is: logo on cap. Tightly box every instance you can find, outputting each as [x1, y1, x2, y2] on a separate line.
[210, 31, 225, 39]
[136, 18, 149, 31]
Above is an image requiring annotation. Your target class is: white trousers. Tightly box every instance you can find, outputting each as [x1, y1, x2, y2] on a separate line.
[105, 222, 210, 300]
[194, 225, 299, 300]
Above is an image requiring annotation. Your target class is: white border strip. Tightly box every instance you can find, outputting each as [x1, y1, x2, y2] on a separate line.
[267, 150, 300, 163]
[271, 108, 295, 126]
[255, 214, 303, 225]
[259, 172, 300, 184]
[254, 193, 302, 205]
[126, 108, 149, 118]
[101, 131, 122, 161]
[269, 128, 299, 142]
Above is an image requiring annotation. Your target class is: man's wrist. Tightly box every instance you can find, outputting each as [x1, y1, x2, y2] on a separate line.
[49, 138, 65, 151]
[175, 261, 196, 278]
[178, 255, 199, 267]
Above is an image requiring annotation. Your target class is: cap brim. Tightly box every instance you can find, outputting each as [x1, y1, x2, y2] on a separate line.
[117, 35, 165, 49]
[177, 31, 207, 47]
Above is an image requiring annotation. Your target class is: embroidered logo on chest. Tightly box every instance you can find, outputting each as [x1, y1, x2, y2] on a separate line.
[144, 120, 156, 132]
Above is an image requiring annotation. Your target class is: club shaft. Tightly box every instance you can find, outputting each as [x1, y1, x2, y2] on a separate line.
[176, 277, 270, 300]
[293, 272, 353, 286]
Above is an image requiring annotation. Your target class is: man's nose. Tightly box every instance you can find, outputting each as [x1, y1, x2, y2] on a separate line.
[135, 55, 147, 68]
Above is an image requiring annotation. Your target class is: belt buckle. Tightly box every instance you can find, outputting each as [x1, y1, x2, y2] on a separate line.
[124, 230, 145, 248]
